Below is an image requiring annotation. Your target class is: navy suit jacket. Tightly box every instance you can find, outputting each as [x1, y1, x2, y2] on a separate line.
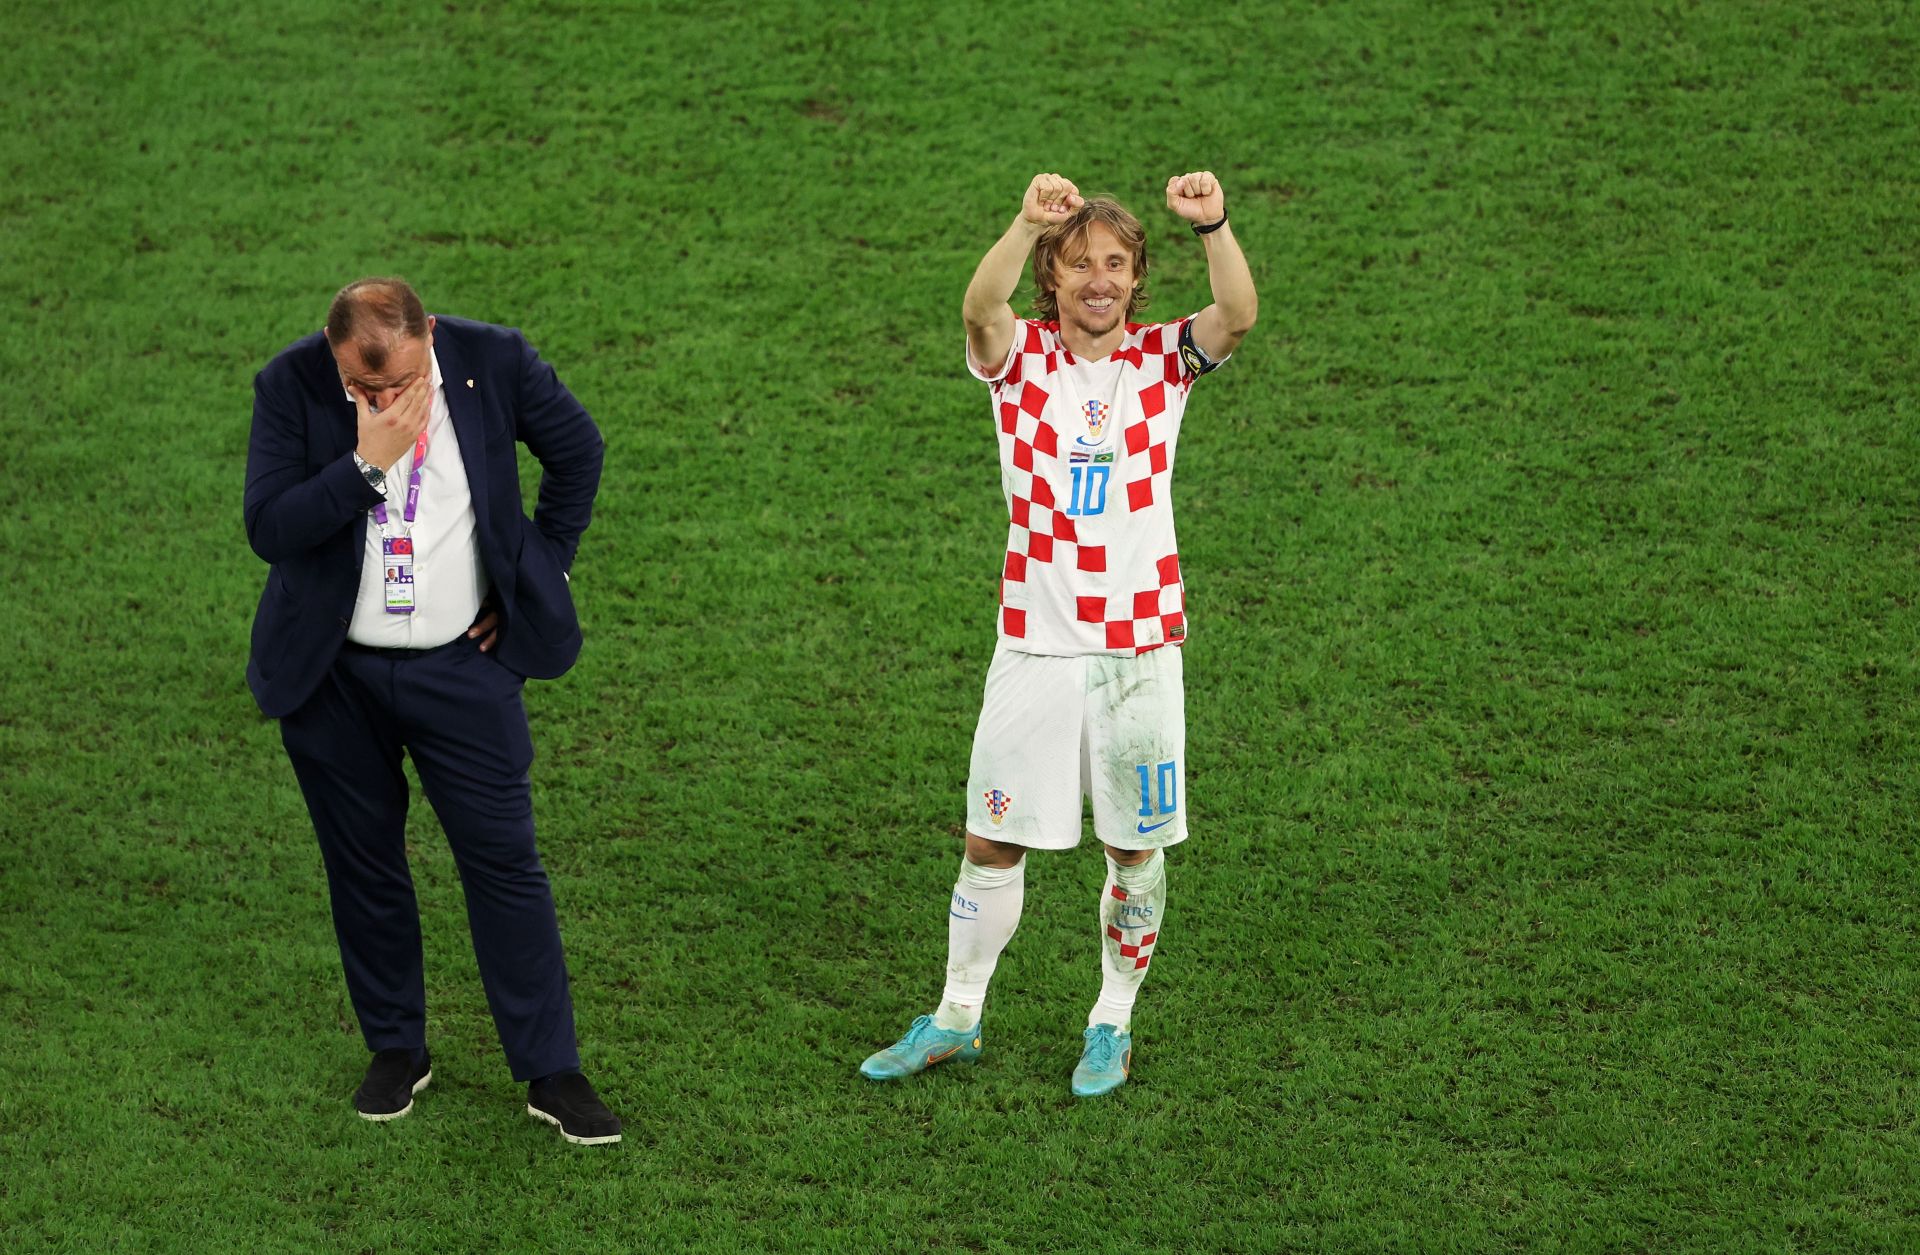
[244, 316, 604, 718]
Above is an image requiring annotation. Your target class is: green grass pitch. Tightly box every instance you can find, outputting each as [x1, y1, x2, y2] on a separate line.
[2, 1, 1916, 1250]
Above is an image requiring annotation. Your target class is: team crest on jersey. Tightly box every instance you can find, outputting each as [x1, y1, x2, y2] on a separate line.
[982, 788, 1013, 826]
[1082, 399, 1110, 442]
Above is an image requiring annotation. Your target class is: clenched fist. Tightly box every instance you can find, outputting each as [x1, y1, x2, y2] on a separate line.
[1165, 171, 1225, 225]
[1022, 172, 1084, 227]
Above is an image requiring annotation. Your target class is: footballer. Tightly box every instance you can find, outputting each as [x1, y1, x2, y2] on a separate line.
[861, 171, 1258, 1095]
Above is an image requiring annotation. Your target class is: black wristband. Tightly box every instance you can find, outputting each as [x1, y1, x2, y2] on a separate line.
[1192, 211, 1229, 236]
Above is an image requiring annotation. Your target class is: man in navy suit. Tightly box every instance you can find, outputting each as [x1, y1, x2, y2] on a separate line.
[244, 277, 619, 1144]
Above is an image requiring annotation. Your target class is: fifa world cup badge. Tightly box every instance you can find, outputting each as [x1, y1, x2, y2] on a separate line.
[982, 788, 1013, 826]
[1082, 399, 1109, 443]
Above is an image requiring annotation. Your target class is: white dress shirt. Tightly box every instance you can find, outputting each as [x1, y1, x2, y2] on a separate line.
[346, 349, 490, 648]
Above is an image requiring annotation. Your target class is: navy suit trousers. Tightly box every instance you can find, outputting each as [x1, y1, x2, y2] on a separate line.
[279, 636, 580, 1081]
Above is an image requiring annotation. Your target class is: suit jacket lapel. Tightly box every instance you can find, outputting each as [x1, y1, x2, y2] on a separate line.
[318, 332, 359, 461]
[434, 325, 493, 541]
[315, 334, 373, 554]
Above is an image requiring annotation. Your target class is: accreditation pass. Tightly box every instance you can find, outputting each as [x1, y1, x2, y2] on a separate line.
[383, 535, 416, 612]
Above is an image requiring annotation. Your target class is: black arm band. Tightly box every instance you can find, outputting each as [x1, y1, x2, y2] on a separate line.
[1178, 321, 1221, 377]
[1192, 211, 1229, 236]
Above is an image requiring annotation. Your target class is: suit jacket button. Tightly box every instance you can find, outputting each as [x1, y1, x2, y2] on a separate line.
[338, 617, 349, 628]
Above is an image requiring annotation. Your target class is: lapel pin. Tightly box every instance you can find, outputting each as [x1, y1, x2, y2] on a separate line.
[466, 379, 475, 388]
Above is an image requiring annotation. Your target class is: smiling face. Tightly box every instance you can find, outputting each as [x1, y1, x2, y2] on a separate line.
[1051, 222, 1137, 341]
[1029, 196, 1150, 339]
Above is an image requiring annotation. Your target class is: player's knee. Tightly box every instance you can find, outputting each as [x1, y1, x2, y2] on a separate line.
[1104, 844, 1158, 867]
[964, 832, 1027, 869]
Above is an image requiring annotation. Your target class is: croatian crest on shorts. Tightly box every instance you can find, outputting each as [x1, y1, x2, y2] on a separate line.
[982, 788, 1013, 826]
[1082, 399, 1110, 443]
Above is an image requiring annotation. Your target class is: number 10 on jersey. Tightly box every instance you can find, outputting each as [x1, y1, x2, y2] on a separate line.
[1066, 464, 1110, 517]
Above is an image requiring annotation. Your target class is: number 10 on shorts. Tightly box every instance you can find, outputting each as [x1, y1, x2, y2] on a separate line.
[1136, 760, 1178, 818]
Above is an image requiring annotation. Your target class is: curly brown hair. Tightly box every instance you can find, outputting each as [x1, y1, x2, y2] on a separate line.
[1029, 197, 1150, 321]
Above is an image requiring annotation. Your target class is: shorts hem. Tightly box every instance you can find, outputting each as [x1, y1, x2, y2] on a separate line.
[965, 827, 1082, 851]
[1094, 827, 1189, 853]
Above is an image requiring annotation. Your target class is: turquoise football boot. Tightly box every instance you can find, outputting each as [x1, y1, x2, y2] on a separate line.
[1071, 1024, 1132, 1097]
[859, 1015, 983, 1081]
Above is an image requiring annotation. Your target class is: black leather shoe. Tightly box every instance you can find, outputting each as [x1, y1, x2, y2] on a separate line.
[527, 1072, 622, 1145]
[354, 1047, 431, 1121]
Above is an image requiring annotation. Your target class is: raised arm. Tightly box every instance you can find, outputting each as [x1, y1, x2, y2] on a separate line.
[1165, 171, 1257, 362]
[963, 173, 1083, 373]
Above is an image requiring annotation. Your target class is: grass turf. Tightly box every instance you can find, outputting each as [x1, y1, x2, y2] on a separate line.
[2, 0, 1916, 1250]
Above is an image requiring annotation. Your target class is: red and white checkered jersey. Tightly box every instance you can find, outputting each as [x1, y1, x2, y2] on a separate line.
[968, 316, 1218, 657]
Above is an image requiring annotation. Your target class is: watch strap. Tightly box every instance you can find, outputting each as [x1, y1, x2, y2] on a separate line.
[352, 451, 386, 492]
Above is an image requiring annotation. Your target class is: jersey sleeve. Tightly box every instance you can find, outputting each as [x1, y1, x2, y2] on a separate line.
[967, 318, 1025, 385]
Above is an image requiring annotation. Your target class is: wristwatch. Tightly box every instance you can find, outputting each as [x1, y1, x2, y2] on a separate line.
[352, 451, 387, 494]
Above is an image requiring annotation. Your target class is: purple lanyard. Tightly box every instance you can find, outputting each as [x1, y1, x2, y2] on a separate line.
[373, 427, 430, 528]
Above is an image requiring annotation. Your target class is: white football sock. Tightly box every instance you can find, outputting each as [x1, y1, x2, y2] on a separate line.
[1089, 850, 1166, 1032]
[933, 856, 1025, 1031]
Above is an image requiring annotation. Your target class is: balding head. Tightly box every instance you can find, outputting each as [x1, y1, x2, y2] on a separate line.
[326, 278, 435, 411]
[326, 277, 429, 371]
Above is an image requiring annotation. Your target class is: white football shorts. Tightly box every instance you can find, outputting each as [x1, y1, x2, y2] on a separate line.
[965, 643, 1187, 851]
